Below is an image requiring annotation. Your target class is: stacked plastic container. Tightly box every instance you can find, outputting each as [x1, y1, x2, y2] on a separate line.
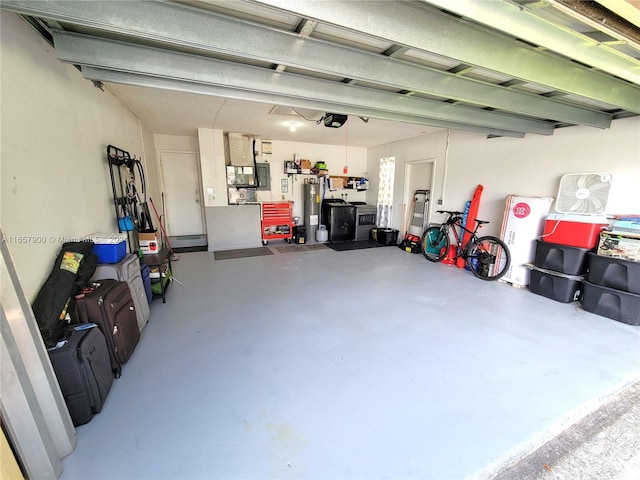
[528, 241, 591, 302]
[580, 219, 640, 326]
[527, 214, 607, 303]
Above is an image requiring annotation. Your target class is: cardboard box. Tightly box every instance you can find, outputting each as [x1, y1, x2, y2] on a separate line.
[499, 195, 554, 287]
[597, 231, 640, 262]
[329, 176, 345, 189]
[139, 231, 159, 255]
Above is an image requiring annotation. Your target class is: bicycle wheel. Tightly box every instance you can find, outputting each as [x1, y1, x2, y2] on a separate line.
[421, 226, 449, 262]
[465, 235, 510, 281]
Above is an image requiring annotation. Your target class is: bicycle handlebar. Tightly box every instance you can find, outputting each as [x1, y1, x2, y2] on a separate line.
[436, 210, 490, 227]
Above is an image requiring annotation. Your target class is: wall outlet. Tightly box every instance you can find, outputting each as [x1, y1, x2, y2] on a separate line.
[437, 199, 443, 205]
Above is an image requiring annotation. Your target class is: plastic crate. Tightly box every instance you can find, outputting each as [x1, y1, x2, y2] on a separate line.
[528, 267, 582, 303]
[581, 281, 640, 326]
[533, 240, 592, 275]
[586, 253, 640, 294]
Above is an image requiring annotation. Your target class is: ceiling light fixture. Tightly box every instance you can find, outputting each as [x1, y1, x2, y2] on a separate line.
[288, 121, 298, 132]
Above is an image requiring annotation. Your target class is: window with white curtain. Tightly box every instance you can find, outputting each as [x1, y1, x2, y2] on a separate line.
[376, 156, 396, 228]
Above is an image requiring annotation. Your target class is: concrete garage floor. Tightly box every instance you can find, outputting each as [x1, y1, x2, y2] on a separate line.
[58, 246, 640, 480]
[494, 381, 640, 480]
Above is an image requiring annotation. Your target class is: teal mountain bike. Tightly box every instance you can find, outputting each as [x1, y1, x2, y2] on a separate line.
[421, 210, 511, 281]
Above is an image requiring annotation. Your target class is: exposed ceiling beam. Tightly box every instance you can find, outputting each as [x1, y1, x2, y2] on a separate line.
[596, 0, 640, 29]
[250, 0, 640, 112]
[51, 30, 554, 135]
[0, 0, 612, 127]
[419, 0, 640, 84]
[547, 0, 640, 49]
[82, 67, 525, 138]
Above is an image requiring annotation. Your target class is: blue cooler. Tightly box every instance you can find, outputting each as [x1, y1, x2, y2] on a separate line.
[89, 233, 127, 264]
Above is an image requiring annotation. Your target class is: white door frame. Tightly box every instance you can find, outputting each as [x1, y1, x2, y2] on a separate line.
[157, 149, 206, 237]
[401, 159, 435, 238]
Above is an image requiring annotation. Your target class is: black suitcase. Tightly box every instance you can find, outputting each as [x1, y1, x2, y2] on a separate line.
[72, 279, 140, 377]
[48, 324, 113, 426]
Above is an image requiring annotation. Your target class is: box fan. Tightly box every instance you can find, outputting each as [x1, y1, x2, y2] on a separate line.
[555, 172, 612, 215]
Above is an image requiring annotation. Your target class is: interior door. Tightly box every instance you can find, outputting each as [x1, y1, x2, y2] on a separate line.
[159, 151, 204, 237]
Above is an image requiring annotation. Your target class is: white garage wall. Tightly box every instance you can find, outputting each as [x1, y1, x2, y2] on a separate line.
[0, 13, 157, 299]
[154, 134, 199, 153]
[368, 117, 640, 237]
[188, 130, 368, 249]
[258, 140, 367, 219]
[139, 128, 162, 217]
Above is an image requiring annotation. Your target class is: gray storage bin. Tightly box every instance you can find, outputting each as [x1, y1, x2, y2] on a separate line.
[586, 253, 640, 294]
[528, 267, 582, 303]
[581, 281, 640, 326]
[534, 240, 592, 275]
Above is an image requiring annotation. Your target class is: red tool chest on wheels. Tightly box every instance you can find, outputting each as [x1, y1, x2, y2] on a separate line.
[261, 202, 293, 245]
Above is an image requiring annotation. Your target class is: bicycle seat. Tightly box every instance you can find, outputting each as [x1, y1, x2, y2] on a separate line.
[475, 219, 490, 225]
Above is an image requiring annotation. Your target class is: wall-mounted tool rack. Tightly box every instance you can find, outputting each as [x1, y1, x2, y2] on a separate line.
[106, 145, 153, 251]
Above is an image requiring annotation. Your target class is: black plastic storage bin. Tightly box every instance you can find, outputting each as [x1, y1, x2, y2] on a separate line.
[581, 281, 640, 326]
[528, 267, 582, 303]
[293, 225, 306, 244]
[534, 240, 592, 275]
[377, 228, 399, 246]
[586, 253, 640, 294]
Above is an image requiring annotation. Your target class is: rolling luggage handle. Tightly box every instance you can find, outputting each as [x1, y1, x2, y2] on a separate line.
[60, 322, 96, 340]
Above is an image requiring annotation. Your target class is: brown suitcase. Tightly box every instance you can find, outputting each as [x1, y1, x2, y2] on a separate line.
[72, 279, 140, 377]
